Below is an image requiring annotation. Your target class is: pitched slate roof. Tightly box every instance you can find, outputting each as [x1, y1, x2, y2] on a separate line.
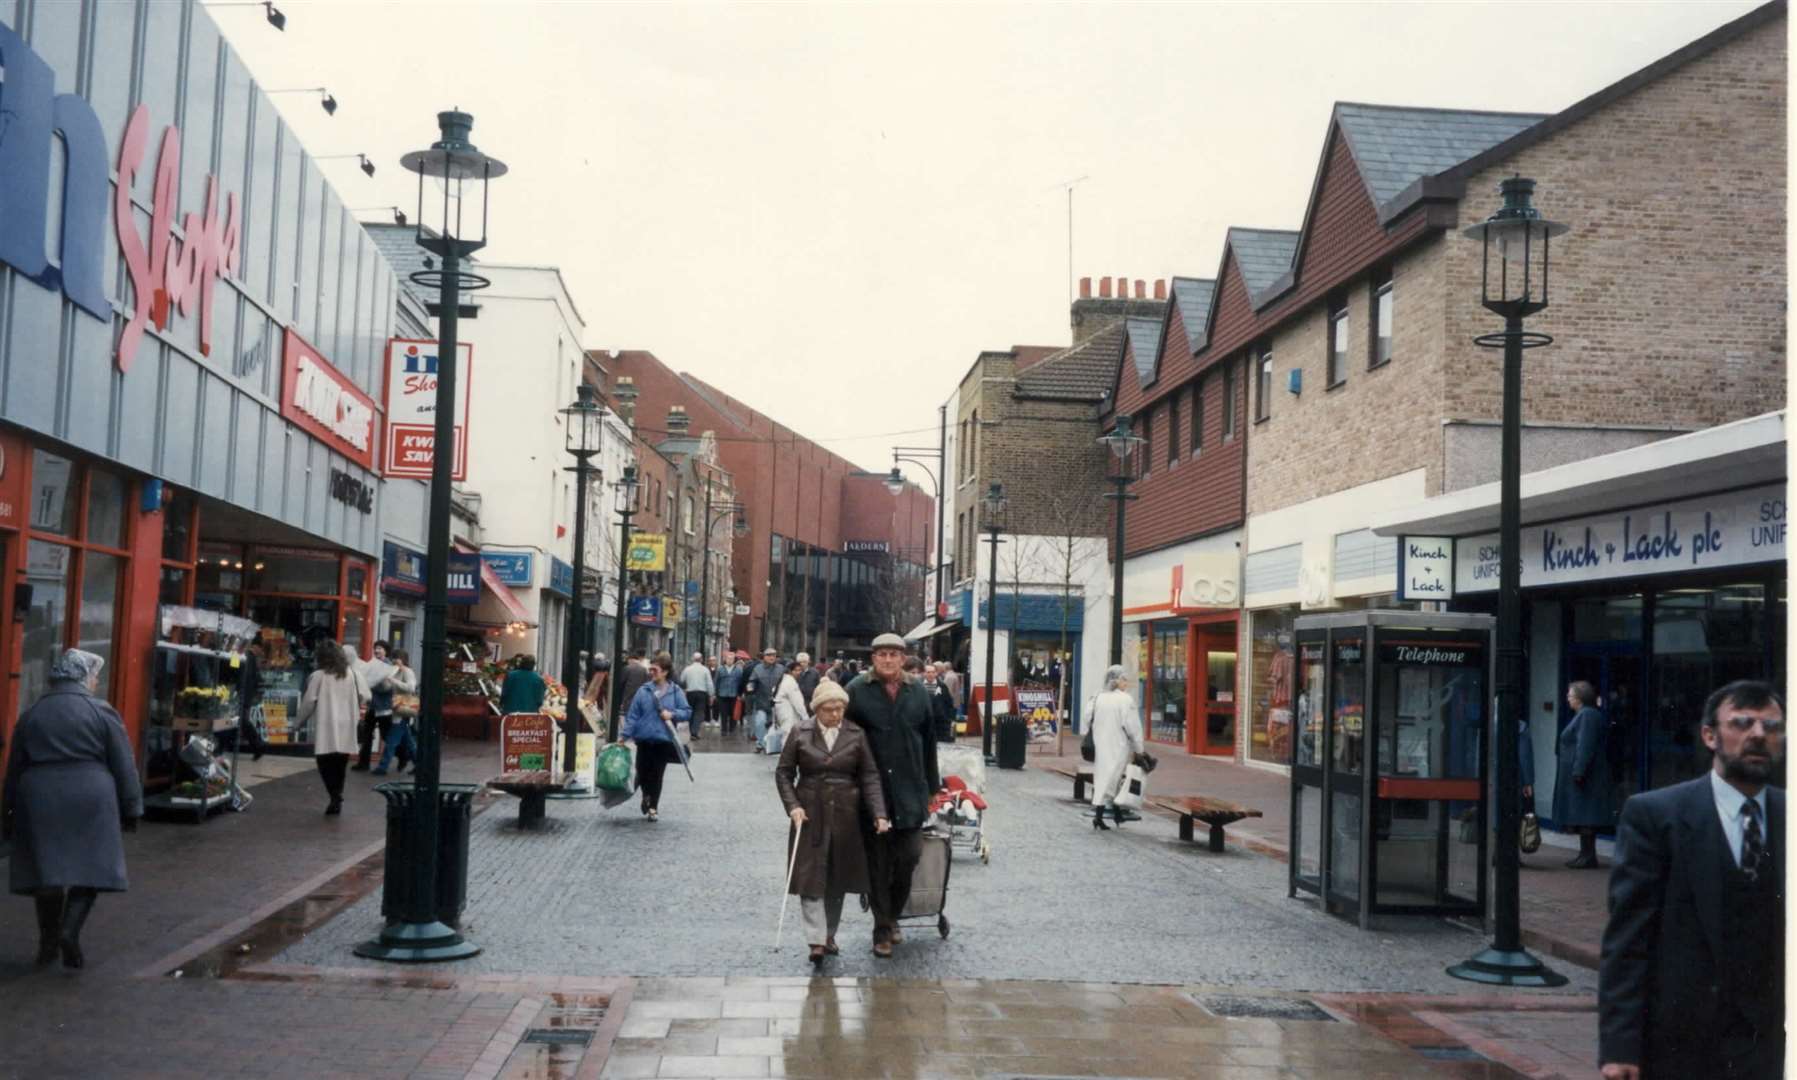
[1013, 322, 1126, 401]
[1124, 316, 1164, 387]
[364, 223, 437, 309]
[1169, 277, 1215, 353]
[1333, 103, 1547, 214]
[1227, 228, 1300, 305]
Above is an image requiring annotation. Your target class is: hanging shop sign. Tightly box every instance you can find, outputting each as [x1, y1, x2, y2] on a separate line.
[626, 533, 668, 571]
[381, 542, 427, 596]
[548, 557, 575, 598]
[734, 603, 752, 617]
[661, 597, 683, 628]
[1455, 484, 1786, 593]
[500, 712, 554, 772]
[382, 339, 473, 480]
[480, 551, 534, 587]
[1397, 536, 1453, 601]
[446, 552, 481, 604]
[329, 469, 373, 514]
[282, 329, 378, 470]
[629, 596, 663, 626]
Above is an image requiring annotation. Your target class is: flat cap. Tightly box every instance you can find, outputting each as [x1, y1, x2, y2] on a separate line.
[869, 632, 907, 651]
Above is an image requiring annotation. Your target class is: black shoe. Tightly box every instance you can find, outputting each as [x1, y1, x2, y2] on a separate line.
[1565, 853, 1599, 869]
[1092, 808, 1110, 831]
[252, 749, 265, 762]
[59, 890, 95, 970]
[1111, 805, 1128, 828]
[325, 798, 343, 816]
[350, 763, 370, 773]
[34, 893, 63, 966]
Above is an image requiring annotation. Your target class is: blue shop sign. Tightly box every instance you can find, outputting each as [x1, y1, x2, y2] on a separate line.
[549, 557, 575, 598]
[951, 589, 973, 626]
[446, 553, 481, 605]
[381, 541, 427, 597]
[480, 551, 534, 587]
[978, 593, 1084, 632]
[628, 596, 662, 627]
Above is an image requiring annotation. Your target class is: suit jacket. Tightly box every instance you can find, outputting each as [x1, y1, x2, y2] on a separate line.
[1599, 774, 1785, 1076]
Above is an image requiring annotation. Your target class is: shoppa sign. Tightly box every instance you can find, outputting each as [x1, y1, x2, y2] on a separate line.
[383, 339, 473, 480]
[1456, 485, 1786, 593]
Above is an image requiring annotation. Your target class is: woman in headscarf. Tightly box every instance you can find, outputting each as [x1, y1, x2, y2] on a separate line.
[2, 649, 142, 968]
[299, 639, 370, 815]
[774, 679, 889, 966]
[1087, 664, 1145, 831]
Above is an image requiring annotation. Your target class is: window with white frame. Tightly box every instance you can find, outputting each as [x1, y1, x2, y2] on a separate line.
[1370, 268, 1393, 368]
[1327, 293, 1349, 387]
[1255, 343, 1273, 422]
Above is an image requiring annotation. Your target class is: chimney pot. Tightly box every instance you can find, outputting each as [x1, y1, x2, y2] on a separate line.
[1098, 277, 1112, 298]
[1079, 276, 1092, 299]
[1153, 279, 1166, 300]
[1134, 279, 1145, 299]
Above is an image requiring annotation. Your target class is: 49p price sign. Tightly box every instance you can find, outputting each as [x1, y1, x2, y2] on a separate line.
[383, 339, 474, 479]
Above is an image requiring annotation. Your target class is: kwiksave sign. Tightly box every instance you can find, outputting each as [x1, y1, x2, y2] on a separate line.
[383, 339, 474, 480]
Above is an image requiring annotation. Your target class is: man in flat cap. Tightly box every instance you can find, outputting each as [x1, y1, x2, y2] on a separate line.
[845, 632, 940, 957]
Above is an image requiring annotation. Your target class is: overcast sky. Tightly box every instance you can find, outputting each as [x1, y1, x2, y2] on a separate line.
[220, 1, 1763, 475]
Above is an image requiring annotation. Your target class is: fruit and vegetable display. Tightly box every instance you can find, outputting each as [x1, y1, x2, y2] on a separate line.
[174, 685, 233, 720]
[170, 776, 231, 801]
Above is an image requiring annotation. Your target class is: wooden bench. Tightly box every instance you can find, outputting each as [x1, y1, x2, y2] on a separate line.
[1149, 796, 1263, 853]
[486, 770, 573, 829]
[1043, 762, 1095, 803]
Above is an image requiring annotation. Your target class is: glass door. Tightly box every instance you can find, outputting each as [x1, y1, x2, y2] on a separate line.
[1564, 645, 1645, 813]
[1196, 623, 1238, 756]
[1325, 633, 1367, 911]
[1289, 632, 1328, 898]
[1147, 621, 1188, 747]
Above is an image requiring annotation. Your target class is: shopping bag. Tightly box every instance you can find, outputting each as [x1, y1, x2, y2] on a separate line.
[1519, 812, 1542, 854]
[596, 743, 634, 792]
[1114, 762, 1147, 810]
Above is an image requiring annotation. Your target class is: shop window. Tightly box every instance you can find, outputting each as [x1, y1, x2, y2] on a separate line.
[346, 562, 369, 603]
[162, 489, 198, 562]
[159, 567, 191, 606]
[1326, 293, 1350, 388]
[21, 540, 72, 711]
[1148, 621, 1187, 746]
[79, 553, 122, 683]
[30, 451, 78, 536]
[1249, 607, 1297, 764]
[1650, 584, 1770, 791]
[85, 469, 129, 550]
[1369, 267, 1393, 368]
[1572, 594, 1644, 644]
[252, 549, 340, 596]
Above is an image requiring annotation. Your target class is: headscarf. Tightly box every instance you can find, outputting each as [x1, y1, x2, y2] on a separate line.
[810, 679, 849, 714]
[49, 648, 105, 686]
[1103, 664, 1128, 692]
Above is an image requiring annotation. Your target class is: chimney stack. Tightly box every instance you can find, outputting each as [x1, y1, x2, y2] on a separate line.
[1098, 276, 1112, 299]
[1079, 276, 1092, 299]
[1153, 279, 1166, 300]
[667, 405, 691, 436]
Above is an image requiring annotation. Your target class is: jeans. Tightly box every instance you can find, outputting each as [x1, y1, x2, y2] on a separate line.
[751, 708, 770, 742]
[375, 718, 416, 774]
[356, 714, 392, 768]
[715, 696, 738, 734]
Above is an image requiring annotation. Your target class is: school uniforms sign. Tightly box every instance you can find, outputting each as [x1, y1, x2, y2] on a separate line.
[1456, 485, 1786, 593]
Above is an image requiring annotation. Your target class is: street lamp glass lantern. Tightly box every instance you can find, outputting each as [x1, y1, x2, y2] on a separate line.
[1463, 176, 1568, 314]
[732, 512, 749, 538]
[884, 466, 905, 496]
[1099, 412, 1144, 479]
[562, 383, 604, 456]
[981, 481, 1007, 526]
[400, 110, 509, 253]
[614, 465, 640, 513]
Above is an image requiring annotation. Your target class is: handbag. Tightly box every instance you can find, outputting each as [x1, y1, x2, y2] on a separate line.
[1114, 762, 1148, 810]
[1080, 729, 1096, 763]
[1519, 812, 1542, 854]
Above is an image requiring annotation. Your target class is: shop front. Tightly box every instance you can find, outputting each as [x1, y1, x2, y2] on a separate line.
[1372, 414, 1787, 827]
[1119, 537, 1241, 757]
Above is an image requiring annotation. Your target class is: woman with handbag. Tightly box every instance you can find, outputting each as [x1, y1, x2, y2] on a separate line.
[373, 650, 420, 776]
[1088, 665, 1145, 831]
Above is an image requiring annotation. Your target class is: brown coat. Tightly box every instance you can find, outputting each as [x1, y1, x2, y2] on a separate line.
[774, 719, 886, 898]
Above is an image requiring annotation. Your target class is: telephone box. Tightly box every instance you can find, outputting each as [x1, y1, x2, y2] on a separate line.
[1289, 611, 1494, 928]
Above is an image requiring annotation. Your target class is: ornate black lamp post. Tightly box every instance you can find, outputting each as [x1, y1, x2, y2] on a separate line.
[697, 478, 748, 663]
[559, 384, 604, 786]
[886, 439, 947, 619]
[355, 110, 506, 963]
[1097, 413, 1143, 666]
[978, 482, 1007, 765]
[1447, 177, 1569, 989]
[607, 464, 640, 740]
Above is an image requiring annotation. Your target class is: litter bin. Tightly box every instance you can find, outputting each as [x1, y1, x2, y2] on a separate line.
[996, 715, 1028, 770]
[374, 782, 481, 928]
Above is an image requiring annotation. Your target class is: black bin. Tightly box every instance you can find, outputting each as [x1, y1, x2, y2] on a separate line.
[996, 715, 1028, 770]
[374, 782, 480, 928]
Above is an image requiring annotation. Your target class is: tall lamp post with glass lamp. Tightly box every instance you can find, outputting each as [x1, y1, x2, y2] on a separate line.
[1097, 413, 1144, 667]
[355, 110, 505, 964]
[978, 482, 1007, 765]
[698, 479, 748, 663]
[558, 384, 604, 789]
[607, 465, 641, 740]
[1446, 177, 1569, 990]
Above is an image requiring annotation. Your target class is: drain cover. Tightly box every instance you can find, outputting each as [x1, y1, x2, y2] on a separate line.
[521, 1029, 594, 1046]
[1191, 994, 1337, 1022]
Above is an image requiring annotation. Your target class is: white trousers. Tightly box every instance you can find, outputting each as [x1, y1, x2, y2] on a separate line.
[799, 893, 846, 946]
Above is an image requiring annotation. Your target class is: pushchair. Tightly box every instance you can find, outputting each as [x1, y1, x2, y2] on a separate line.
[930, 744, 991, 864]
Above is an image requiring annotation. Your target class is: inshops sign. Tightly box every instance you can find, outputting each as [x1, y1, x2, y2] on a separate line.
[382, 339, 473, 480]
[1455, 484, 1786, 594]
[282, 329, 378, 470]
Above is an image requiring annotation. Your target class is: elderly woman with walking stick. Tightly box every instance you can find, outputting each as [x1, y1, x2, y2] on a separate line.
[774, 680, 890, 966]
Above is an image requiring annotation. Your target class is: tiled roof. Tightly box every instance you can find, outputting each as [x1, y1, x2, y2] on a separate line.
[364, 223, 436, 309]
[1228, 228, 1299, 304]
[1169, 277, 1215, 352]
[1334, 103, 1547, 212]
[1013, 322, 1126, 401]
[1124, 317, 1164, 387]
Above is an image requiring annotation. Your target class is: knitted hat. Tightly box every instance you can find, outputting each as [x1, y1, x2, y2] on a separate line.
[810, 679, 849, 712]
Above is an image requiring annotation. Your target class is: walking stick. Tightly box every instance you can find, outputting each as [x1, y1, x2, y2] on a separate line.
[774, 817, 803, 952]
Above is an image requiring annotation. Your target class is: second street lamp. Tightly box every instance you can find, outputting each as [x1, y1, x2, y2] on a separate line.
[979, 482, 1007, 765]
[1098, 413, 1144, 666]
[559, 383, 604, 790]
[697, 477, 748, 664]
[1446, 176, 1569, 990]
[608, 464, 641, 740]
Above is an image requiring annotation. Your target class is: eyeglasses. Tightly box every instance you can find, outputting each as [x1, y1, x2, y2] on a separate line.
[1722, 712, 1785, 734]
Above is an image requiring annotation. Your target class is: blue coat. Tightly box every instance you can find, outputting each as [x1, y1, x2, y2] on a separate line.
[4, 680, 143, 894]
[622, 681, 692, 744]
[1553, 705, 1613, 828]
[713, 663, 743, 698]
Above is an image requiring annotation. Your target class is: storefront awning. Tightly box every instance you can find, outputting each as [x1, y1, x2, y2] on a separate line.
[479, 558, 536, 626]
[903, 616, 961, 641]
[1369, 411, 1786, 538]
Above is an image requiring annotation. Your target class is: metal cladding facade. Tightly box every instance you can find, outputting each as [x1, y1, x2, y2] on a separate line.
[0, 0, 397, 557]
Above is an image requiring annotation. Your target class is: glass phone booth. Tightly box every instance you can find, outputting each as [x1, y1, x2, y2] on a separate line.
[1289, 611, 1493, 928]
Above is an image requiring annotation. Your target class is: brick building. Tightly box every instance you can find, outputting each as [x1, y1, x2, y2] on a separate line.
[592, 350, 932, 658]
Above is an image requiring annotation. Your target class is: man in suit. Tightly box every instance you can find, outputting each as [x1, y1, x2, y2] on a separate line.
[1599, 679, 1784, 1080]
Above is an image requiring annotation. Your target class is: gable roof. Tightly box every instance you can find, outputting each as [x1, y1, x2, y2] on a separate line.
[1169, 277, 1216, 354]
[1124, 316, 1164, 388]
[1013, 322, 1127, 401]
[1227, 228, 1300, 306]
[1333, 103, 1547, 211]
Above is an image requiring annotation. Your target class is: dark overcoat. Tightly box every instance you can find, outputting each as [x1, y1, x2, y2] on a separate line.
[1553, 705, 1614, 828]
[843, 674, 940, 830]
[774, 720, 886, 898]
[3, 680, 144, 894]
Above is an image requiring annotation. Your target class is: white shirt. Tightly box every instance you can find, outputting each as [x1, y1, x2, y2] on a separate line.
[1709, 769, 1770, 868]
[680, 662, 714, 695]
[820, 723, 840, 752]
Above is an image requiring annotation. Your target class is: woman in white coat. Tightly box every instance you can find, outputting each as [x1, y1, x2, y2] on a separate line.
[1088, 664, 1145, 831]
[299, 639, 370, 816]
[762, 660, 809, 756]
